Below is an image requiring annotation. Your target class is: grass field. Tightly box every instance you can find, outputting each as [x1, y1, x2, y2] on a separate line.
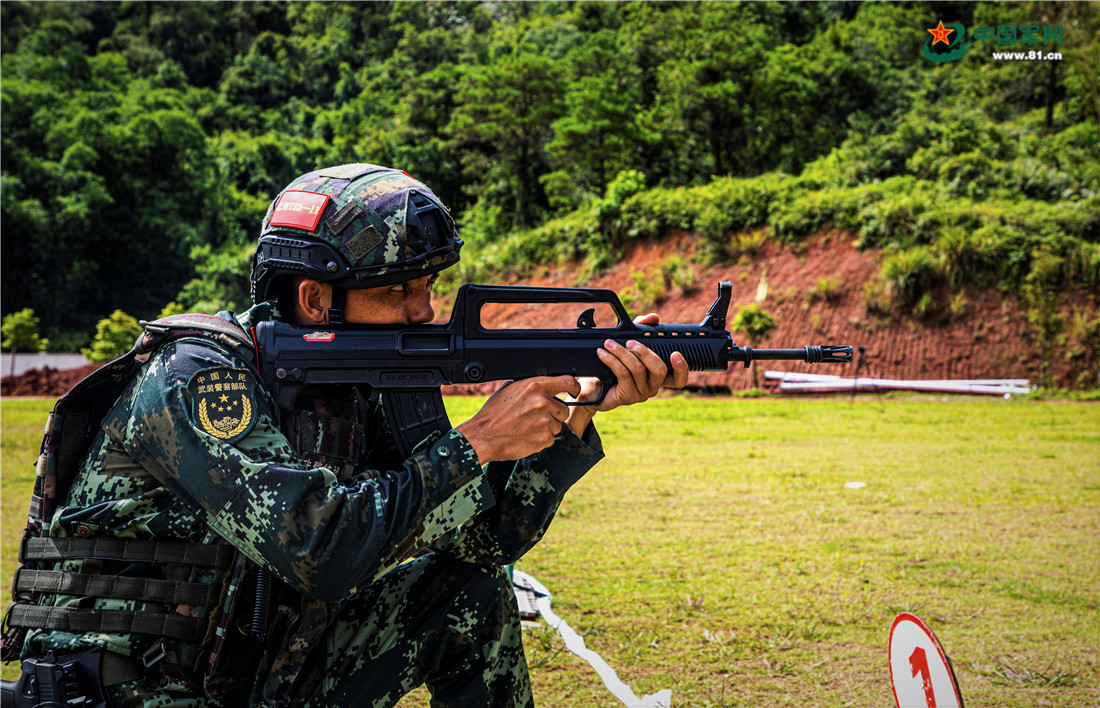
[2, 395, 1098, 706]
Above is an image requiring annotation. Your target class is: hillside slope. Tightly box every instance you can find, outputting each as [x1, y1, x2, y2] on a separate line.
[440, 230, 1096, 394]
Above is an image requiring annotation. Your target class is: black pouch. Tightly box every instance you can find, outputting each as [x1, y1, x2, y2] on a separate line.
[3, 647, 129, 708]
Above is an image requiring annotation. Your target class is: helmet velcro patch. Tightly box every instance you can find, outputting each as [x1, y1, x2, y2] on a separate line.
[345, 226, 385, 262]
[325, 202, 364, 236]
[270, 190, 331, 232]
[188, 367, 258, 443]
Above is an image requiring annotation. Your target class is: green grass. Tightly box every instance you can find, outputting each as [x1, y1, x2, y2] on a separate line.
[3, 396, 1098, 707]
[1, 399, 45, 631]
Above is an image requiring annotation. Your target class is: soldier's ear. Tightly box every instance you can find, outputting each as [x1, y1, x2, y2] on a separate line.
[295, 279, 330, 325]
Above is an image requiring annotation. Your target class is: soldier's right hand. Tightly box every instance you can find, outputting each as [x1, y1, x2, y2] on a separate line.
[456, 376, 582, 464]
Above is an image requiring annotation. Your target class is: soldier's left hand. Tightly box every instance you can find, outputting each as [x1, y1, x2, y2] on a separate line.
[566, 313, 690, 433]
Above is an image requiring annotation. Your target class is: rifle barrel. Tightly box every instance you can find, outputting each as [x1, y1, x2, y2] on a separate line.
[733, 345, 853, 366]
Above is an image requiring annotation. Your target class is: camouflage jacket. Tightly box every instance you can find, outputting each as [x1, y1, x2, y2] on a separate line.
[24, 303, 604, 698]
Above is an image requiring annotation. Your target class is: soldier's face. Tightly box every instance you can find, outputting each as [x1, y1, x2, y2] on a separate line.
[344, 274, 437, 325]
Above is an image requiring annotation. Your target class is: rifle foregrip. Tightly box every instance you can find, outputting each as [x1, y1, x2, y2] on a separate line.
[637, 339, 725, 371]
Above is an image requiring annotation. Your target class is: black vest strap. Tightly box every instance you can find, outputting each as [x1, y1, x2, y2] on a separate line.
[7, 604, 207, 644]
[21, 537, 235, 569]
[14, 569, 219, 607]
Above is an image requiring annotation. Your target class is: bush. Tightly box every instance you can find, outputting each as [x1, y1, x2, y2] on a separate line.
[82, 310, 143, 363]
[937, 228, 987, 287]
[1064, 241, 1100, 292]
[699, 174, 791, 246]
[619, 185, 707, 240]
[454, 109, 1097, 319]
[594, 170, 647, 244]
[619, 267, 666, 316]
[659, 256, 695, 295]
[2, 308, 48, 354]
[768, 191, 823, 243]
[856, 177, 941, 249]
[805, 275, 842, 305]
[878, 246, 943, 314]
[862, 279, 892, 315]
[947, 291, 969, 318]
[157, 302, 188, 319]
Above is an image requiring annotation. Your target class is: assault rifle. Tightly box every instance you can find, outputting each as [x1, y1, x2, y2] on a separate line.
[255, 282, 852, 458]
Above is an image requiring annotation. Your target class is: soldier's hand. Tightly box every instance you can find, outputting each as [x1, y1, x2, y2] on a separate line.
[456, 375, 582, 464]
[566, 313, 690, 431]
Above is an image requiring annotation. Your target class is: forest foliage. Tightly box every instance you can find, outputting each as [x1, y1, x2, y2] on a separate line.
[1, 1, 1097, 350]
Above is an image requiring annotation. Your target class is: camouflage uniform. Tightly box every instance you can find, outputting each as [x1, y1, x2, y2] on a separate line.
[23, 301, 605, 707]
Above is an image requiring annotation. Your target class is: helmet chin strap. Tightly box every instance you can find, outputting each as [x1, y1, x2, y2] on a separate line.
[327, 287, 346, 326]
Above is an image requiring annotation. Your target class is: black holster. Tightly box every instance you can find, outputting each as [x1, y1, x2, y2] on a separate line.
[1, 649, 109, 708]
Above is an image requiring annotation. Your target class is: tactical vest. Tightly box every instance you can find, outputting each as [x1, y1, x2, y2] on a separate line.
[2, 314, 257, 673]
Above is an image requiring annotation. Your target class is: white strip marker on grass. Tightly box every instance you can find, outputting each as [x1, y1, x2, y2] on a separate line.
[763, 371, 1031, 396]
[513, 570, 672, 708]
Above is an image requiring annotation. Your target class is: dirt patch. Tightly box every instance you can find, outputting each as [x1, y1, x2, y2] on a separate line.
[1, 364, 102, 398]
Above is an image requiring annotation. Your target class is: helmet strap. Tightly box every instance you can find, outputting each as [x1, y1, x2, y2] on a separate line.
[328, 287, 346, 326]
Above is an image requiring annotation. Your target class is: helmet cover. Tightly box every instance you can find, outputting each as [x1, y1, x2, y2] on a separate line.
[251, 163, 462, 303]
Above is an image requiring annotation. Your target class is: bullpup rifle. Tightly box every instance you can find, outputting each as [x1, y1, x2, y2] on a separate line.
[256, 282, 853, 458]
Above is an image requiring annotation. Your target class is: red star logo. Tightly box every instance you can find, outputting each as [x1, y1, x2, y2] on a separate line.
[927, 20, 955, 46]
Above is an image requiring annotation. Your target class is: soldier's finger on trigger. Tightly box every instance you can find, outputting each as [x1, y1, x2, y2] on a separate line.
[546, 373, 579, 392]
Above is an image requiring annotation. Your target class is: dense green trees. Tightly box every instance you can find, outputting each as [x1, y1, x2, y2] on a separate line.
[1, 1, 1096, 349]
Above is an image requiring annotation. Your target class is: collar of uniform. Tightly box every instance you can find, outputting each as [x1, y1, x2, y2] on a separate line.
[231, 301, 280, 330]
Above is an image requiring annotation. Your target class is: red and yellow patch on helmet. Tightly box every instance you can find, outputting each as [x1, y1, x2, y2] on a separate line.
[269, 190, 331, 232]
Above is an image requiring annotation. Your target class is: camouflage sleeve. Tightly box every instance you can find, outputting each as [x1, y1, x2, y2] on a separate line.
[430, 422, 604, 565]
[116, 339, 495, 602]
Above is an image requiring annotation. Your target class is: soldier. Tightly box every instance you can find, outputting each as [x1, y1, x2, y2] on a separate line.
[3, 164, 688, 707]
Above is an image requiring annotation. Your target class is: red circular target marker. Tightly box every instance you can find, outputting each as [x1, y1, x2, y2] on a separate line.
[889, 613, 965, 708]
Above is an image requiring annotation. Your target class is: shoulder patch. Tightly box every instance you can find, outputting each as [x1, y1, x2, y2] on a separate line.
[188, 367, 258, 443]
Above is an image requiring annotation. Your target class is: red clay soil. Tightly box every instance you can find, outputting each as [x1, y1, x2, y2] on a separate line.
[4, 230, 1095, 398]
[441, 229, 1097, 394]
[1, 364, 102, 398]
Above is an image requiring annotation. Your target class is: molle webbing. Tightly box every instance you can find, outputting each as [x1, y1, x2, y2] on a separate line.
[7, 605, 208, 644]
[13, 569, 219, 607]
[7, 537, 235, 642]
[21, 537, 235, 568]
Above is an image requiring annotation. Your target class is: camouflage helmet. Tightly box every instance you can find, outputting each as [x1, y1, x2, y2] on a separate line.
[250, 163, 462, 313]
